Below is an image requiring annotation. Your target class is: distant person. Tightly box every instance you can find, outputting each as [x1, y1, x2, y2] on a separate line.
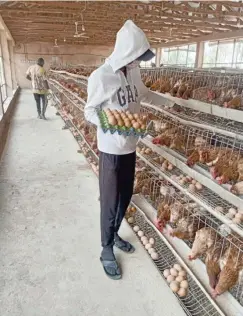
[85, 20, 154, 280]
[26, 58, 49, 119]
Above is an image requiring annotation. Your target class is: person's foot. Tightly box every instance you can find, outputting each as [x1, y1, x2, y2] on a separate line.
[41, 114, 47, 120]
[100, 246, 122, 280]
[38, 114, 42, 119]
[114, 233, 135, 253]
[56, 112, 60, 116]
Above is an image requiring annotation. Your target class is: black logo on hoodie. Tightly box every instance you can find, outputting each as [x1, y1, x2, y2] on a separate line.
[117, 85, 138, 107]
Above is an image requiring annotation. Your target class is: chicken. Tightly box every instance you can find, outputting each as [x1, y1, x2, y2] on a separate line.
[169, 202, 185, 224]
[150, 79, 162, 91]
[169, 134, 186, 152]
[224, 95, 243, 109]
[192, 86, 210, 102]
[156, 200, 171, 231]
[237, 158, 243, 181]
[159, 80, 171, 94]
[217, 162, 239, 184]
[213, 240, 243, 298]
[205, 241, 225, 289]
[144, 76, 152, 88]
[182, 86, 193, 100]
[198, 147, 219, 165]
[187, 150, 200, 167]
[170, 216, 202, 240]
[170, 85, 179, 97]
[188, 227, 219, 260]
[176, 84, 187, 98]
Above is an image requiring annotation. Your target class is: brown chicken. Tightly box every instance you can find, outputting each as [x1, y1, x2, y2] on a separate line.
[156, 196, 173, 231]
[176, 84, 187, 98]
[188, 227, 219, 260]
[159, 80, 171, 94]
[187, 150, 200, 167]
[150, 79, 162, 91]
[224, 95, 243, 109]
[169, 134, 186, 152]
[169, 202, 185, 224]
[170, 216, 202, 240]
[213, 238, 243, 298]
[170, 85, 179, 97]
[182, 86, 193, 100]
[205, 241, 227, 289]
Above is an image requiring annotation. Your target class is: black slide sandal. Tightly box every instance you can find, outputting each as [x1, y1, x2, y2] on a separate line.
[100, 258, 122, 280]
[114, 240, 135, 253]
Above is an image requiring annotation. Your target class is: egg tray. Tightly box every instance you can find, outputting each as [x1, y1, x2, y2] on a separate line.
[98, 110, 147, 138]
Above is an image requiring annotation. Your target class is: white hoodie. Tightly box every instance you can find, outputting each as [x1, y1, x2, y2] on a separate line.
[84, 20, 150, 155]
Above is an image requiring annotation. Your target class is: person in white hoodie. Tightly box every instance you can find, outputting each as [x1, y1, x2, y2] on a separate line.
[85, 20, 154, 280]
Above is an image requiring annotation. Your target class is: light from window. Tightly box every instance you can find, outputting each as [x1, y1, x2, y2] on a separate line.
[203, 39, 243, 69]
[160, 44, 196, 67]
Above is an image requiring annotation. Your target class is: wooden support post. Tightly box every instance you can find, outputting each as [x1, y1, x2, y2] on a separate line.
[195, 41, 204, 68]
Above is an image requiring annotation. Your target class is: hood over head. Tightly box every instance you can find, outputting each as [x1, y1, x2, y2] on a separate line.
[106, 20, 153, 72]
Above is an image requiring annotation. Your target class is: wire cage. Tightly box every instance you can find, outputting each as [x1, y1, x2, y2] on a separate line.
[141, 105, 243, 188]
[141, 67, 243, 109]
[134, 161, 243, 306]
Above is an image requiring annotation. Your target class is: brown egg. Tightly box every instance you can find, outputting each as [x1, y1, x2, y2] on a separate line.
[133, 122, 140, 129]
[133, 113, 139, 119]
[137, 119, 143, 125]
[141, 124, 146, 130]
[125, 120, 132, 128]
[126, 110, 131, 115]
[108, 117, 117, 126]
[117, 120, 124, 127]
[131, 120, 136, 124]
[128, 114, 134, 120]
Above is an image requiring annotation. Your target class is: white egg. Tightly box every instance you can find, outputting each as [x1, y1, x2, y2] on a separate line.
[178, 287, 187, 297]
[145, 243, 152, 250]
[141, 236, 148, 242]
[137, 230, 144, 237]
[163, 269, 170, 278]
[178, 270, 187, 278]
[214, 206, 224, 213]
[195, 182, 203, 190]
[133, 225, 140, 232]
[226, 212, 234, 219]
[235, 213, 243, 220]
[127, 217, 134, 224]
[188, 184, 196, 192]
[142, 239, 149, 246]
[151, 252, 159, 260]
[174, 264, 182, 271]
[167, 275, 175, 283]
[180, 280, 189, 289]
[149, 238, 155, 245]
[232, 217, 241, 224]
[170, 281, 180, 293]
[228, 208, 237, 215]
[175, 276, 185, 283]
[148, 248, 156, 255]
[170, 268, 178, 277]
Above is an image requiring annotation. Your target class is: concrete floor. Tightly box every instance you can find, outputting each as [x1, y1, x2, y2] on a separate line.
[0, 90, 186, 316]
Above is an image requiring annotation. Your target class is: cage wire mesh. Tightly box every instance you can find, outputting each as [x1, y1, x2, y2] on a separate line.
[128, 207, 224, 316]
[140, 105, 243, 186]
[141, 67, 243, 109]
[134, 161, 243, 305]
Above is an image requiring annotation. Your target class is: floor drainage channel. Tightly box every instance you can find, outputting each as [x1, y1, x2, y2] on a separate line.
[128, 203, 225, 316]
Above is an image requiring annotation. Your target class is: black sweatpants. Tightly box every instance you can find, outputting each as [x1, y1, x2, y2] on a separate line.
[33, 93, 47, 115]
[99, 151, 136, 248]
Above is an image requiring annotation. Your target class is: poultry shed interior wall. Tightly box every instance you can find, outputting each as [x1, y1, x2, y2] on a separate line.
[13, 42, 113, 88]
